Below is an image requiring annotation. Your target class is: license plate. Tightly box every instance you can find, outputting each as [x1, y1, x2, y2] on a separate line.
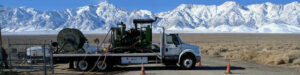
[121, 57, 148, 64]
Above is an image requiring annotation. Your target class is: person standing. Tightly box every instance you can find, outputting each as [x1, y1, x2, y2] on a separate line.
[1, 47, 8, 69]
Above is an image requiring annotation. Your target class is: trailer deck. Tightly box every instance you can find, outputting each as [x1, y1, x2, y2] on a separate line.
[53, 53, 159, 57]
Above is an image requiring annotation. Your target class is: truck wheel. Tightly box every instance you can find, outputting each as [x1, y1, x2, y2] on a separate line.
[96, 60, 112, 71]
[76, 60, 90, 71]
[180, 56, 195, 69]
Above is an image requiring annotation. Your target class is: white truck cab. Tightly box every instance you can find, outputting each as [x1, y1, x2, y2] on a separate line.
[160, 28, 201, 69]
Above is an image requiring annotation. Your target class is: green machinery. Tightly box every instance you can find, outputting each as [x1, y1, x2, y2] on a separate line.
[110, 17, 157, 53]
[53, 18, 158, 53]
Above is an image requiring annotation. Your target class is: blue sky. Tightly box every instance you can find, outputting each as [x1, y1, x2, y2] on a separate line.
[0, 0, 298, 13]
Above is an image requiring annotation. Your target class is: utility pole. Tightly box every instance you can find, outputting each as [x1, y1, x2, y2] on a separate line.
[0, 5, 4, 46]
[0, 5, 5, 73]
[0, 5, 4, 48]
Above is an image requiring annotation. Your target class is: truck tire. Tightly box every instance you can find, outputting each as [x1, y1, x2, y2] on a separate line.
[96, 60, 111, 71]
[180, 55, 195, 69]
[76, 60, 92, 71]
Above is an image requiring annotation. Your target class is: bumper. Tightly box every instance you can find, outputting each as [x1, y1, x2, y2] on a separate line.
[195, 55, 201, 62]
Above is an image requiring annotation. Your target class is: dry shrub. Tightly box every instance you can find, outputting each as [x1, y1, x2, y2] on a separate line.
[292, 59, 300, 65]
[223, 51, 238, 59]
[207, 50, 219, 56]
[223, 50, 258, 60]
[200, 47, 220, 56]
[295, 47, 300, 50]
[222, 49, 291, 65]
[201, 49, 209, 55]
[219, 48, 229, 52]
[286, 50, 300, 64]
[262, 54, 289, 65]
[240, 50, 258, 61]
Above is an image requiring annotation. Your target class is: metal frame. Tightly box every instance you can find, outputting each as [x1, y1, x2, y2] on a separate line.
[6, 39, 53, 75]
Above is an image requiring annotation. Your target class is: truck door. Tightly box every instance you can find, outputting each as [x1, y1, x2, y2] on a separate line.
[165, 34, 182, 56]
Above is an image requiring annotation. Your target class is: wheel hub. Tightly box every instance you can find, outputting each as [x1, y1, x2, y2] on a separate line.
[184, 59, 193, 68]
[78, 60, 88, 70]
[97, 61, 107, 70]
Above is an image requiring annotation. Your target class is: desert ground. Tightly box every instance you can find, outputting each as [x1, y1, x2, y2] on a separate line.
[1, 33, 300, 75]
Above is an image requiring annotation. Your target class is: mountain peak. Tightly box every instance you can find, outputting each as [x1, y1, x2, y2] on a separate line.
[96, 1, 119, 10]
[132, 9, 152, 15]
[264, 2, 274, 5]
[18, 6, 37, 12]
[176, 4, 195, 10]
[287, 1, 300, 6]
[19, 6, 30, 9]
[221, 1, 239, 6]
[98, 1, 112, 6]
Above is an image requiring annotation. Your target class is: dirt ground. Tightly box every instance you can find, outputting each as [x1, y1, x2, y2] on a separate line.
[179, 33, 300, 67]
[1, 33, 300, 75]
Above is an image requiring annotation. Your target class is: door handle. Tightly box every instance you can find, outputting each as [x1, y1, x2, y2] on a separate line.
[166, 48, 168, 52]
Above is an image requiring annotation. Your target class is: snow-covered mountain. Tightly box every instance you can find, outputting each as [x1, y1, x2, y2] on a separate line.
[1, 1, 300, 33]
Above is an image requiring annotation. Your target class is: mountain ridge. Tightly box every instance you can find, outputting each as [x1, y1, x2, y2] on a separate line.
[1, 1, 300, 33]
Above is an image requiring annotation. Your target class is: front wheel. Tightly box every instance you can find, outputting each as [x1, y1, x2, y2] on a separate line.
[180, 56, 195, 69]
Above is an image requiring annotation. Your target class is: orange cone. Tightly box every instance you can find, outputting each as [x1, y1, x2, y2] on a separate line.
[225, 61, 232, 74]
[140, 63, 146, 75]
[197, 61, 201, 66]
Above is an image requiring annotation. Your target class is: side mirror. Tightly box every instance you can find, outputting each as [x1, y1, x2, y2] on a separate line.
[173, 41, 179, 47]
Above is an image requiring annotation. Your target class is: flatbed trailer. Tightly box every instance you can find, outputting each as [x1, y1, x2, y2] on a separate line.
[51, 52, 164, 71]
[53, 53, 160, 64]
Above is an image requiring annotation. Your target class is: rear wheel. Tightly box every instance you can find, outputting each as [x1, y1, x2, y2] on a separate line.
[76, 60, 92, 71]
[180, 56, 195, 69]
[96, 60, 112, 71]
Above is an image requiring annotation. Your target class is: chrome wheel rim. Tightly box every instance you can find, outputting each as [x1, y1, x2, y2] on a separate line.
[184, 58, 193, 68]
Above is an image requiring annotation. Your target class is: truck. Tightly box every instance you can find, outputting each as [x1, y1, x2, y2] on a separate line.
[50, 18, 201, 71]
